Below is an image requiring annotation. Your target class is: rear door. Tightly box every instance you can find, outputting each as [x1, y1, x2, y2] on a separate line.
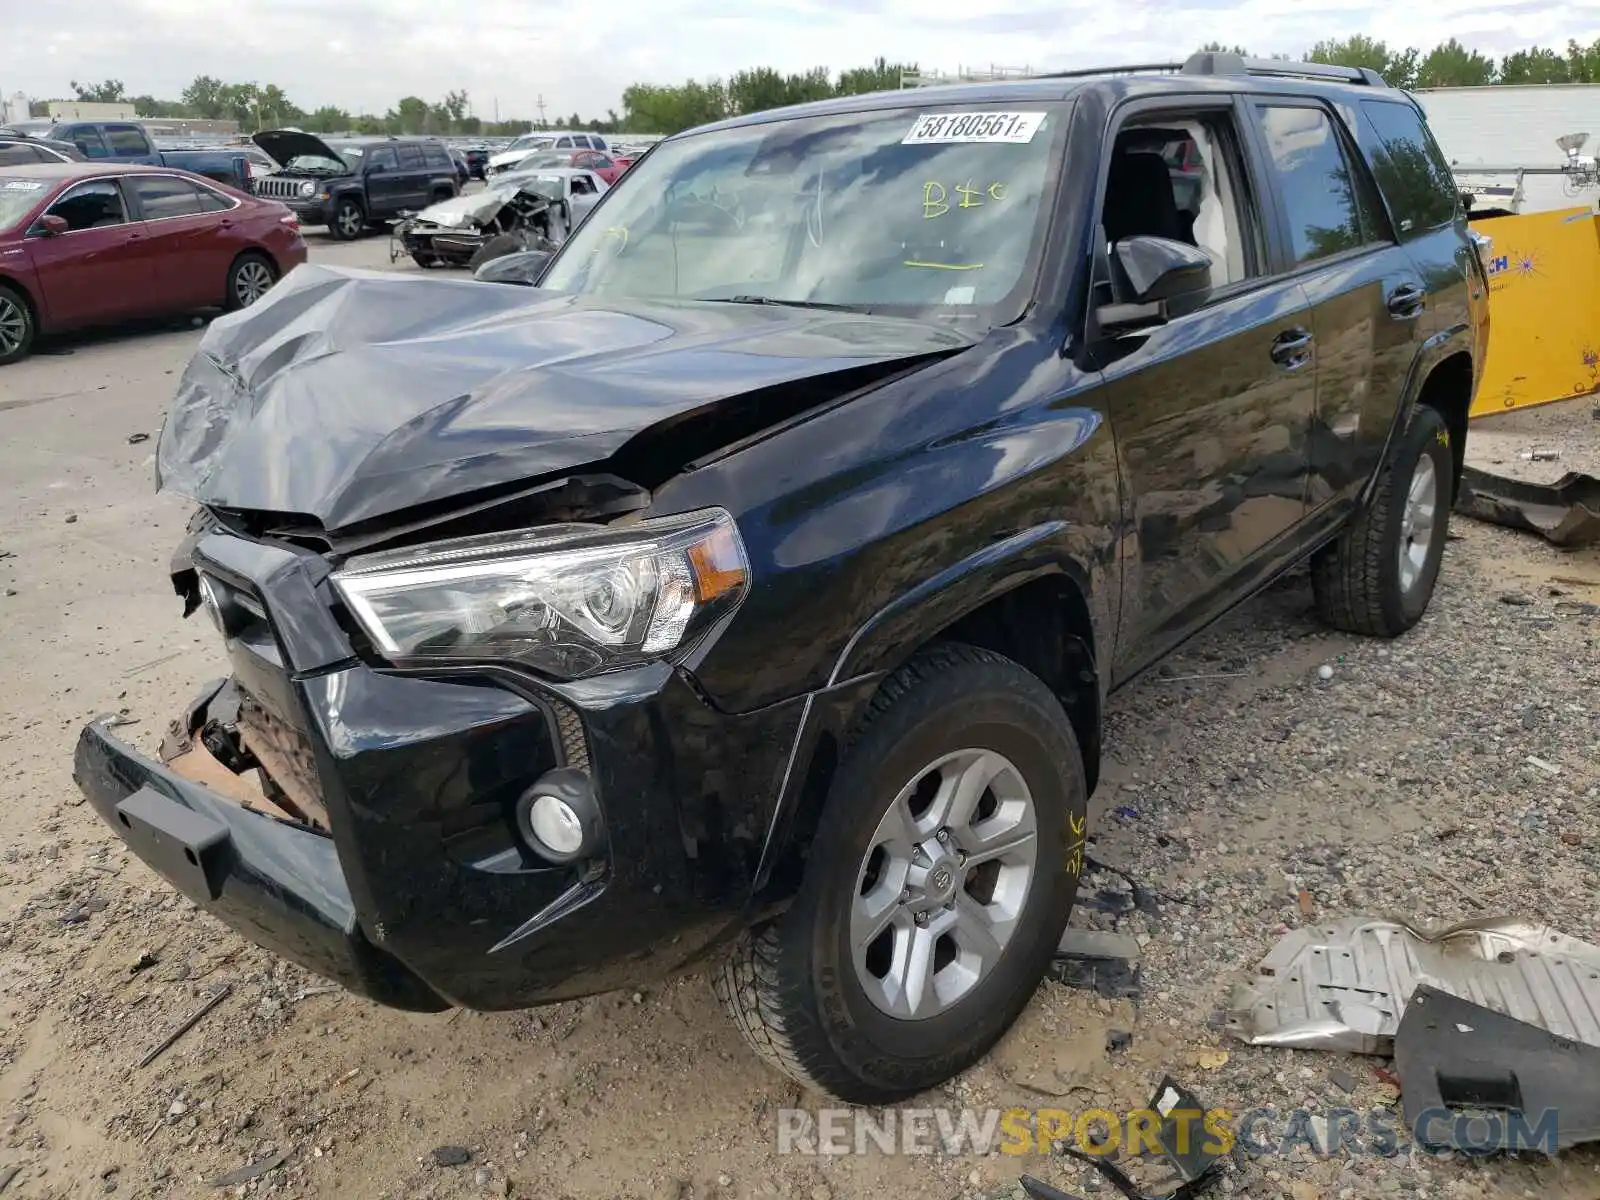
[25, 178, 147, 326]
[1244, 99, 1424, 517]
[125, 174, 237, 309]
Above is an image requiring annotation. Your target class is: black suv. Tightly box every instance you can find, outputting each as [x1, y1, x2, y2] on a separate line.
[76, 54, 1488, 1104]
[250, 130, 460, 239]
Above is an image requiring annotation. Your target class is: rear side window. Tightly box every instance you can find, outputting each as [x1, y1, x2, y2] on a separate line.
[398, 144, 425, 169]
[1254, 104, 1373, 266]
[194, 183, 235, 212]
[0, 145, 47, 165]
[423, 144, 451, 170]
[1358, 101, 1459, 239]
[130, 176, 205, 218]
[104, 125, 149, 157]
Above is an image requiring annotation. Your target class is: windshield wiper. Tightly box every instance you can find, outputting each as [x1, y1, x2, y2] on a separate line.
[707, 295, 863, 312]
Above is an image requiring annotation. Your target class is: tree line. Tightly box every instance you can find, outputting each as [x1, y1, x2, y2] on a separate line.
[35, 36, 1600, 140]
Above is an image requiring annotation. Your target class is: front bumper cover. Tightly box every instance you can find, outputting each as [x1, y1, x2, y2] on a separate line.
[76, 530, 809, 1011]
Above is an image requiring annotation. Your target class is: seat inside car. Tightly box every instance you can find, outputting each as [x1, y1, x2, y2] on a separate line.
[1103, 147, 1194, 245]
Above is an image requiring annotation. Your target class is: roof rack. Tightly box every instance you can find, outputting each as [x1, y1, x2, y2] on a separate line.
[1181, 51, 1389, 87]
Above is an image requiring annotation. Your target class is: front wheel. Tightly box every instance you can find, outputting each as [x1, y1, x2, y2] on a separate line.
[1312, 404, 1454, 637]
[714, 643, 1087, 1104]
[329, 199, 365, 240]
[0, 284, 35, 365]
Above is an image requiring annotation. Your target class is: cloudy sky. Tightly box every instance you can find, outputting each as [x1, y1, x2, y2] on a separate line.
[3, 0, 1599, 121]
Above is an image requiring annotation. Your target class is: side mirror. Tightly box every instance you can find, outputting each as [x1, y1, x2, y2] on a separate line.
[473, 248, 553, 286]
[37, 214, 69, 236]
[1096, 235, 1214, 332]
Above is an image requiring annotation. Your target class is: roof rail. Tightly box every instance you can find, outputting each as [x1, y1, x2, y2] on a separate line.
[1181, 51, 1389, 87]
[1033, 62, 1186, 81]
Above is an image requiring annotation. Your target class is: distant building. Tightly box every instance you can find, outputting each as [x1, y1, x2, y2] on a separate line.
[46, 100, 138, 120]
[3, 92, 28, 125]
[143, 118, 241, 137]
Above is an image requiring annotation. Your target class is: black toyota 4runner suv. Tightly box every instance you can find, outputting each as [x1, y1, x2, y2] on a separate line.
[250, 130, 459, 239]
[76, 54, 1488, 1104]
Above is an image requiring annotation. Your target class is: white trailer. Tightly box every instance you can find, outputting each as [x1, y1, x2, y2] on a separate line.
[1414, 84, 1600, 214]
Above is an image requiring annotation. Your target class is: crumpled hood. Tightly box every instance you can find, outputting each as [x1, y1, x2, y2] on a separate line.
[411, 186, 519, 228]
[156, 264, 975, 530]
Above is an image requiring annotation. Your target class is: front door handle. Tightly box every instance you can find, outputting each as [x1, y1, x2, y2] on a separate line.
[1270, 328, 1314, 370]
[1387, 284, 1426, 319]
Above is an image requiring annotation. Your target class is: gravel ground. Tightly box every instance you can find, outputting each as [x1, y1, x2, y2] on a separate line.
[1, 240, 1597, 1200]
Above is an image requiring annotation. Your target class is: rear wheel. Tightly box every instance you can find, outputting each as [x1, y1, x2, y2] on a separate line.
[329, 198, 365, 240]
[714, 643, 1087, 1104]
[225, 253, 277, 311]
[1312, 404, 1454, 637]
[0, 284, 36, 365]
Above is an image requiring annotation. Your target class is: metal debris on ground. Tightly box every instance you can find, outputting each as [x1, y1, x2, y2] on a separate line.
[1228, 917, 1600, 1055]
[1045, 1076, 1228, 1200]
[1396, 984, 1600, 1153]
[137, 984, 233, 1068]
[209, 1149, 290, 1189]
[1457, 466, 1600, 547]
[1051, 929, 1142, 1000]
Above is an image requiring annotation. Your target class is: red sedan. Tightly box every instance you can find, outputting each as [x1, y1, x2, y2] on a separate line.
[0, 162, 307, 365]
[509, 148, 629, 186]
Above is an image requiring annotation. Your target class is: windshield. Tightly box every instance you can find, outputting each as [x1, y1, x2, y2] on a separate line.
[500, 173, 565, 201]
[287, 145, 362, 172]
[541, 103, 1067, 317]
[507, 135, 554, 154]
[0, 178, 50, 230]
[514, 151, 570, 171]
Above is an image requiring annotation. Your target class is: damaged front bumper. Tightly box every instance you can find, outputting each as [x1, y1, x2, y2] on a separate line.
[74, 531, 808, 1012]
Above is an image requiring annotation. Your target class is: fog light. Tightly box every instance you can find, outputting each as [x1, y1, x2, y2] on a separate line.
[515, 768, 602, 864]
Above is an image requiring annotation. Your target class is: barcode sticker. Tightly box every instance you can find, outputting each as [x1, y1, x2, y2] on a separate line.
[902, 112, 1046, 145]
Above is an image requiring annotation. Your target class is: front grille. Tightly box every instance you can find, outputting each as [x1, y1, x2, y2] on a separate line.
[254, 176, 311, 200]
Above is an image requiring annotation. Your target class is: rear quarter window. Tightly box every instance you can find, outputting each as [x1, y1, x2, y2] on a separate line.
[1356, 101, 1459, 240]
[104, 125, 150, 157]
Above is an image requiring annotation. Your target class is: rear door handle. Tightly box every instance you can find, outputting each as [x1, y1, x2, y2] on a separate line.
[1387, 284, 1425, 319]
[1270, 328, 1314, 370]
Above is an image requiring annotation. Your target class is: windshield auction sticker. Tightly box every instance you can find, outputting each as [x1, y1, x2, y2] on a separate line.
[902, 112, 1046, 145]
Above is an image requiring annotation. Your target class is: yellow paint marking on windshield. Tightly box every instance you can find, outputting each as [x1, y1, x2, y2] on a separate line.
[923, 180, 1011, 218]
[904, 261, 986, 270]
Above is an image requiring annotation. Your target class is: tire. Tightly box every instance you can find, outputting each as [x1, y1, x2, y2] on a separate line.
[714, 643, 1087, 1104]
[329, 198, 365, 240]
[0, 283, 35, 366]
[1312, 404, 1453, 637]
[225, 252, 277, 311]
[467, 233, 525, 272]
[409, 251, 439, 269]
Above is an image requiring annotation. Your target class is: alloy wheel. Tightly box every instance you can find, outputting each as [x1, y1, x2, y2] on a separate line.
[850, 748, 1038, 1020]
[337, 206, 362, 237]
[234, 261, 274, 308]
[0, 295, 25, 357]
[1398, 455, 1438, 595]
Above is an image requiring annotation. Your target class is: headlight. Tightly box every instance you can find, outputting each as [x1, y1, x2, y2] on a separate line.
[332, 509, 749, 679]
[298, 180, 316, 198]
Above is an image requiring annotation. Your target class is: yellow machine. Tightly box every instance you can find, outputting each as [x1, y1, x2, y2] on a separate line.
[1468, 207, 1600, 417]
